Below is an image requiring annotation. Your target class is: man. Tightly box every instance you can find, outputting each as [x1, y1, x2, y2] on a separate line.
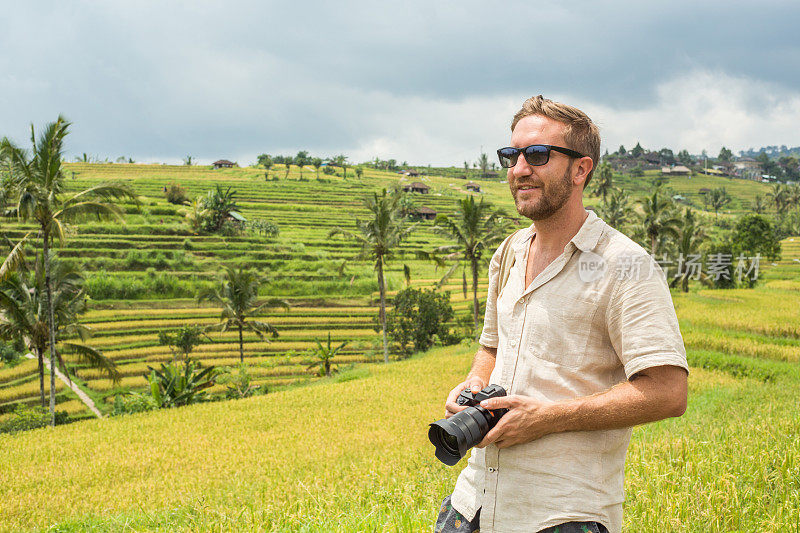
[434, 95, 688, 533]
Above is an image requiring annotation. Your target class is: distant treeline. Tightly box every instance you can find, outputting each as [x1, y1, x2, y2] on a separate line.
[256, 151, 409, 172]
[739, 145, 800, 159]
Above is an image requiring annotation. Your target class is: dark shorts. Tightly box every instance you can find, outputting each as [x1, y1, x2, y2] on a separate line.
[435, 495, 609, 533]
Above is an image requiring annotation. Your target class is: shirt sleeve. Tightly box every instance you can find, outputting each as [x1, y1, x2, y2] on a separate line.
[605, 253, 689, 379]
[478, 238, 507, 349]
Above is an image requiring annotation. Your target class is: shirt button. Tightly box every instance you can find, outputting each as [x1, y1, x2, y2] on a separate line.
[509, 339, 517, 347]
[488, 467, 497, 473]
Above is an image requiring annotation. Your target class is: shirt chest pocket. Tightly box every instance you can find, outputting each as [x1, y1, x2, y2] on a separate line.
[525, 296, 600, 369]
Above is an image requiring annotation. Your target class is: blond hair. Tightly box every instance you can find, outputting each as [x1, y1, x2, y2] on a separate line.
[511, 95, 601, 188]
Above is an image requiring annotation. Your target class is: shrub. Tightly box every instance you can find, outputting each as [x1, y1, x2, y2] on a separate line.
[165, 183, 190, 205]
[217, 364, 267, 399]
[380, 288, 458, 356]
[322, 165, 336, 175]
[732, 213, 781, 262]
[112, 392, 159, 415]
[0, 405, 69, 433]
[0, 341, 22, 366]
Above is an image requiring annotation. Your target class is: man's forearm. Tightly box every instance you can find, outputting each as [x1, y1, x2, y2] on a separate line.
[467, 345, 497, 386]
[477, 363, 687, 448]
[545, 366, 688, 434]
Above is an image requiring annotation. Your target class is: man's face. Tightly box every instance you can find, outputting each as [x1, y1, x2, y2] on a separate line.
[507, 115, 576, 221]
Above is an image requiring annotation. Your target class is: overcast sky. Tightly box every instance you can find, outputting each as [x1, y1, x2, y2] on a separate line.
[2, 1, 799, 166]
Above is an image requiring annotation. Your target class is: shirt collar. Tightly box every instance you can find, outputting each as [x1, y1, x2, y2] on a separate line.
[511, 209, 605, 254]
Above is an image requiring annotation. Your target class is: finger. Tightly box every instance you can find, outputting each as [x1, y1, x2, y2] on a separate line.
[479, 394, 518, 410]
[446, 382, 468, 403]
[445, 402, 467, 416]
[476, 427, 500, 449]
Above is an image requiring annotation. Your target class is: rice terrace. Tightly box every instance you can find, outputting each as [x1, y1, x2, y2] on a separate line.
[0, 134, 798, 531]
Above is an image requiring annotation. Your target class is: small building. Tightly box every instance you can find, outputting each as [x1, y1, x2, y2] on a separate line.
[699, 168, 726, 176]
[734, 158, 763, 180]
[734, 157, 761, 170]
[465, 181, 481, 192]
[406, 169, 420, 177]
[671, 165, 691, 175]
[411, 206, 437, 220]
[213, 159, 235, 169]
[484, 171, 500, 179]
[402, 181, 430, 194]
[662, 165, 690, 175]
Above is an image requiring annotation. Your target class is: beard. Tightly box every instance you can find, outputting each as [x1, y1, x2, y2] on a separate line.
[512, 162, 573, 220]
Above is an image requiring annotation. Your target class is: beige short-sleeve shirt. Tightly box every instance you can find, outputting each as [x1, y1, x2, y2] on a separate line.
[452, 209, 688, 533]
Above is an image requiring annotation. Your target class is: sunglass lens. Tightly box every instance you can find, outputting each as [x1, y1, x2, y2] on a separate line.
[523, 145, 549, 166]
[497, 148, 518, 168]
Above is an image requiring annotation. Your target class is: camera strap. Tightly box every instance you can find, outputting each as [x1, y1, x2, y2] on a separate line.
[498, 228, 525, 297]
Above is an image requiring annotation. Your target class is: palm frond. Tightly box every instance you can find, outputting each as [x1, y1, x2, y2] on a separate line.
[0, 232, 31, 282]
[59, 341, 121, 383]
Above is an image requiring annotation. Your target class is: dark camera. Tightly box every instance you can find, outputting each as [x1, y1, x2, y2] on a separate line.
[428, 384, 508, 466]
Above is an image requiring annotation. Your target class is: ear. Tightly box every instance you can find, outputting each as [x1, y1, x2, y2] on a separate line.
[572, 156, 594, 187]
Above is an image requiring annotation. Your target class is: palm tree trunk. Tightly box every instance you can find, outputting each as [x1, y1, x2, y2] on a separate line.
[36, 348, 45, 408]
[43, 234, 58, 426]
[471, 255, 480, 337]
[650, 235, 657, 256]
[376, 257, 388, 363]
[238, 323, 244, 363]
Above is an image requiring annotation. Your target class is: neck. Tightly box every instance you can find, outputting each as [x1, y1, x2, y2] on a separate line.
[531, 201, 588, 254]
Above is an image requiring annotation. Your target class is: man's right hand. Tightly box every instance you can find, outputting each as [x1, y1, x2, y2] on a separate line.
[444, 377, 486, 419]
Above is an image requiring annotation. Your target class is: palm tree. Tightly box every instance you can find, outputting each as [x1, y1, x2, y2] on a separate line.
[197, 265, 289, 363]
[751, 194, 767, 214]
[432, 195, 510, 334]
[591, 162, 614, 205]
[0, 254, 119, 408]
[708, 187, 732, 219]
[767, 183, 789, 215]
[477, 153, 489, 178]
[671, 208, 709, 292]
[786, 185, 800, 213]
[1, 116, 136, 424]
[639, 185, 681, 256]
[328, 189, 417, 363]
[595, 188, 633, 230]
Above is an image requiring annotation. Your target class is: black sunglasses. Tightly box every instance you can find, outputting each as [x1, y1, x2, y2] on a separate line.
[496, 144, 584, 168]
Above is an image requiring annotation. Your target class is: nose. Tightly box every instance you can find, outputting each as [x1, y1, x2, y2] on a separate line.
[511, 151, 533, 180]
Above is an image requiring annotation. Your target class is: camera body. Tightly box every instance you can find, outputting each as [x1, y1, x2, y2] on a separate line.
[456, 383, 509, 414]
[428, 384, 509, 466]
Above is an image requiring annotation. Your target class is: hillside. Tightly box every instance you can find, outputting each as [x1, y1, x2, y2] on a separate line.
[0, 162, 790, 421]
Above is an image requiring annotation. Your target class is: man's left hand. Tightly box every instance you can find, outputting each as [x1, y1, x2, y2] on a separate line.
[474, 395, 556, 449]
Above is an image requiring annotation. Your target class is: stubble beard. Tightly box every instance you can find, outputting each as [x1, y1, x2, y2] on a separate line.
[513, 162, 574, 221]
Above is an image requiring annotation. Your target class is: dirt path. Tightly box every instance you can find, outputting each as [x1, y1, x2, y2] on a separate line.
[24, 353, 104, 418]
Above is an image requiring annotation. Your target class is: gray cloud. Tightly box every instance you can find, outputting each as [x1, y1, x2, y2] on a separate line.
[1, 1, 799, 165]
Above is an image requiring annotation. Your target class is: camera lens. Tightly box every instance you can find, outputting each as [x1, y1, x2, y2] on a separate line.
[428, 406, 494, 466]
[441, 431, 459, 454]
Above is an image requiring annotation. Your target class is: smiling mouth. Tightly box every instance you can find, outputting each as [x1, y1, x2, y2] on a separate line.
[516, 185, 541, 192]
